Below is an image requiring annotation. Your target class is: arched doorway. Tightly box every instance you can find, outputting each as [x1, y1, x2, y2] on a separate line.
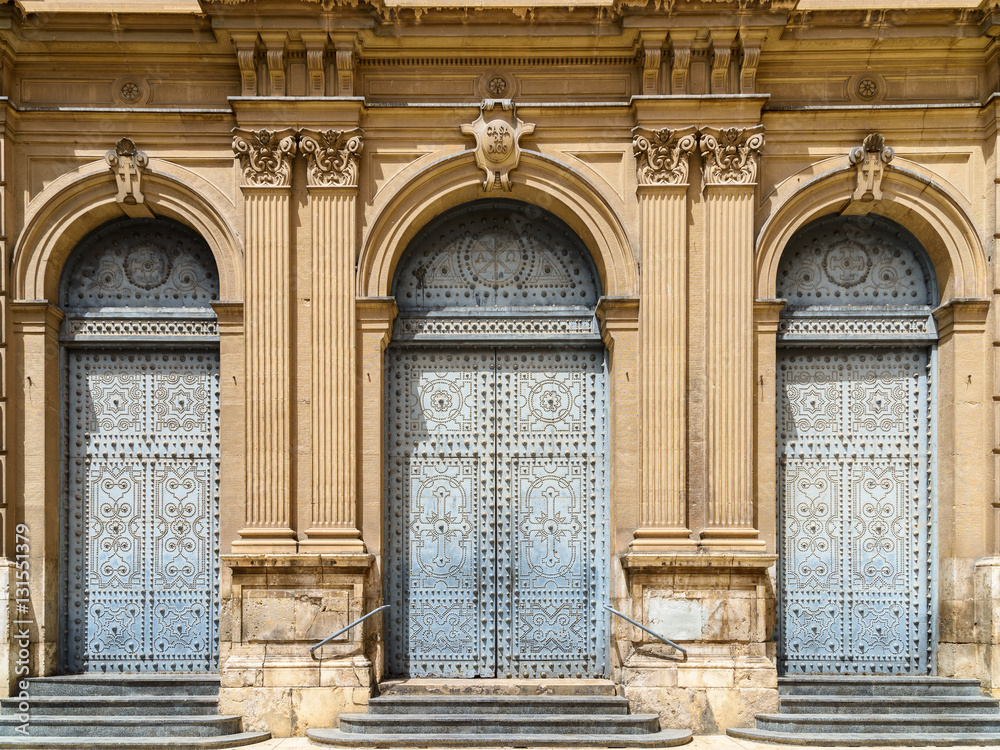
[384, 199, 608, 679]
[775, 214, 938, 675]
[59, 218, 221, 673]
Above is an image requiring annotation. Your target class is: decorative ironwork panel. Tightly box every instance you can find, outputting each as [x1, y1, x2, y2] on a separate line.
[775, 215, 935, 309]
[386, 350, 495, 678]
[386, 346, 607, 678]
[64, 351, 220, 673]
[777, 349, 932, 674]
[60, 218, 219, 310]
[497, 349, 607, 678]
[392, 200, 600, 312]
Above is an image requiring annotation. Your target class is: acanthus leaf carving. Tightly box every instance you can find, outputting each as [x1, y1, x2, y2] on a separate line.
[461, 99, 535, 192]
[632, 126, 698, 186]
[231, 127, 298, 188]
[849, 132, 894, 201]
[699, 125, 766, 186]
[299, 128, 364, 188]
[105, 137, 149, 206]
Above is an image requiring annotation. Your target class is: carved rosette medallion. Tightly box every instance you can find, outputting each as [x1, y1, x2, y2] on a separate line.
[231, 127, 298, 188]
[105, 137, 149, 205]
[849, 132, 895, 201]
[299, 128, 364, 188]
[632, 126, 698, 186]
[699, 125, 766, 186]
[461, 99, 535, 191]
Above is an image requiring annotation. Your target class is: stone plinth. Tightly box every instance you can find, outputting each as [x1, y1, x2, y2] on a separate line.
[219, 553, 375, 737]
[617, 552, 778, 733]
[976, 556, 1000, 695]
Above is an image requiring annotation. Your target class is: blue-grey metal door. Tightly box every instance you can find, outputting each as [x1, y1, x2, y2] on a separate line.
[777, 348, 933, 674]
[386, 346, 607, 678]
[64, 351, 220, 673]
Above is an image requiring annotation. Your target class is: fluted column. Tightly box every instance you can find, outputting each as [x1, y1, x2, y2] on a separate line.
[630, 127, 697, 550]
[231, 128, 298, 552]
[699, 126, 767, 550]
[300, 129, 366, 552]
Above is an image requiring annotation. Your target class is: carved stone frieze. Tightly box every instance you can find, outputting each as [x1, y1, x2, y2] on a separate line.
[849, 132, 895, 201]
[461, 99, 535, 191]
[105, 137, 149, 206]
[231, 127, 298, 188]
[299, 128, 364, 188]
[632, 126, 698, 186]
[700, 125, 766, 186]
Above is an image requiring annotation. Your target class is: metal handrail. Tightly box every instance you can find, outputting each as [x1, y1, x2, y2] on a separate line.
[310, 604, 389, 654]
[605, 605, 687, 656]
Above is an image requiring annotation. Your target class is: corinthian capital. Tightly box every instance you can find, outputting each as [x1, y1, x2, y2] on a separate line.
[232, 127, 298, 188]
[700, 125, 766, 186]
[632, 126, 698, 186]
[299, 128, 364, 188]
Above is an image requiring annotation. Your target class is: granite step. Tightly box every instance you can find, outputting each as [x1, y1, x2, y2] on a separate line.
[367, 694, 630, 715]
[777, 676, 985, 697]
[21, 676, 221, 698]
[377, 678, 618, 697]
[0, 715, 243, 738]
[0, 696, 219, 716]
[0, 733, 268, 749]
[779, 694, 1000, 714]
[307, 729, 694, 748]
[753, 712, 1000, 733]
[339, 712, 662, 735]
[728, 728, 1000, 747]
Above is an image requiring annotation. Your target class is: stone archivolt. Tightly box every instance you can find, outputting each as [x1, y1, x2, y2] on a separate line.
[231, 127, 298, 187]
[300, 128, 364, 188]
[632, 126, 698, 186]
[699, 125, 766, 185]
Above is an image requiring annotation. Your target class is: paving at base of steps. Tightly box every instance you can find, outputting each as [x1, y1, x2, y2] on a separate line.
[254, 738, 992, 750]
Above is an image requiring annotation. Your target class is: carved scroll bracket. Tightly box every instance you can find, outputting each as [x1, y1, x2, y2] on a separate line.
[632, 126, 698, 186]
[700, 125, 766, 186]
[849, 132, 894, 201]
[461, 99, 535, 192]
[105, 137, 149, 206]
[232, 127, 298, 188]
[300, 128, 364, 188]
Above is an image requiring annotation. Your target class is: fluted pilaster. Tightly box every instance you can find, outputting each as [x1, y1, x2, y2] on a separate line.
[699, 126, 766, 550]
[303, 188, 363, 550]
[232, 128, 297, 551]
[633, 186, 695, 548]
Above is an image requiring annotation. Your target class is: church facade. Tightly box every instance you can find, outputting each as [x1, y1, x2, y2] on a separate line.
[0, 0, 998, 737]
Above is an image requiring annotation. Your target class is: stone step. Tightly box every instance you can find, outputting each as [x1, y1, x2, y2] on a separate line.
[0, 732, 270, 749]
[0, 696, 220, 717]
[777, 676, 984, 697]
[308, 728, 693, 747]
[754, 712, 1000, 733]
[23, 676, 221, 698]
[367, 694, 629, 715]
[779, 695, 1000, 715]
[338, 712, 661, 735]
[378, 678, 618, 697]
[0, 715, 242, 738]
[728, 727, 1000, 747]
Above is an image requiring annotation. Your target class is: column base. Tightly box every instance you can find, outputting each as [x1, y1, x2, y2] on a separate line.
[300, 528, 366, 554]
[630, 528, 697, 551]
[699, 528, 767, 552]
[231, 527, 298, 554]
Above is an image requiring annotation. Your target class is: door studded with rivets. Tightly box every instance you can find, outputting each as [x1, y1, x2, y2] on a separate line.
[386, 346, 607, 678]
[777, 348, 933, 674]
[64, 350, 220, 673]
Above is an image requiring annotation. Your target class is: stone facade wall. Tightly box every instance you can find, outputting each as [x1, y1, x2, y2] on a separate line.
[0, 0, 998, 737]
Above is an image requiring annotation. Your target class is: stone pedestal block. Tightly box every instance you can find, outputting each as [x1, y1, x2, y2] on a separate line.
[617, 552, 777, 733]
[975, 556, 1000, 695]
[219, 553, 375, 737]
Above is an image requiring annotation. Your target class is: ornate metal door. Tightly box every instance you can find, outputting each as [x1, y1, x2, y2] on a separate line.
[777, 348, 933, 674]
[386, 346, 607, 678]
[64, 351, 220, 673]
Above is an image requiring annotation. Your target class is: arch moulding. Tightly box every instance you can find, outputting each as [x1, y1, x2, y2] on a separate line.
[358, 150, 637, 299]
[755, 159, 988, 304]
[12, 159, 243, 303]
